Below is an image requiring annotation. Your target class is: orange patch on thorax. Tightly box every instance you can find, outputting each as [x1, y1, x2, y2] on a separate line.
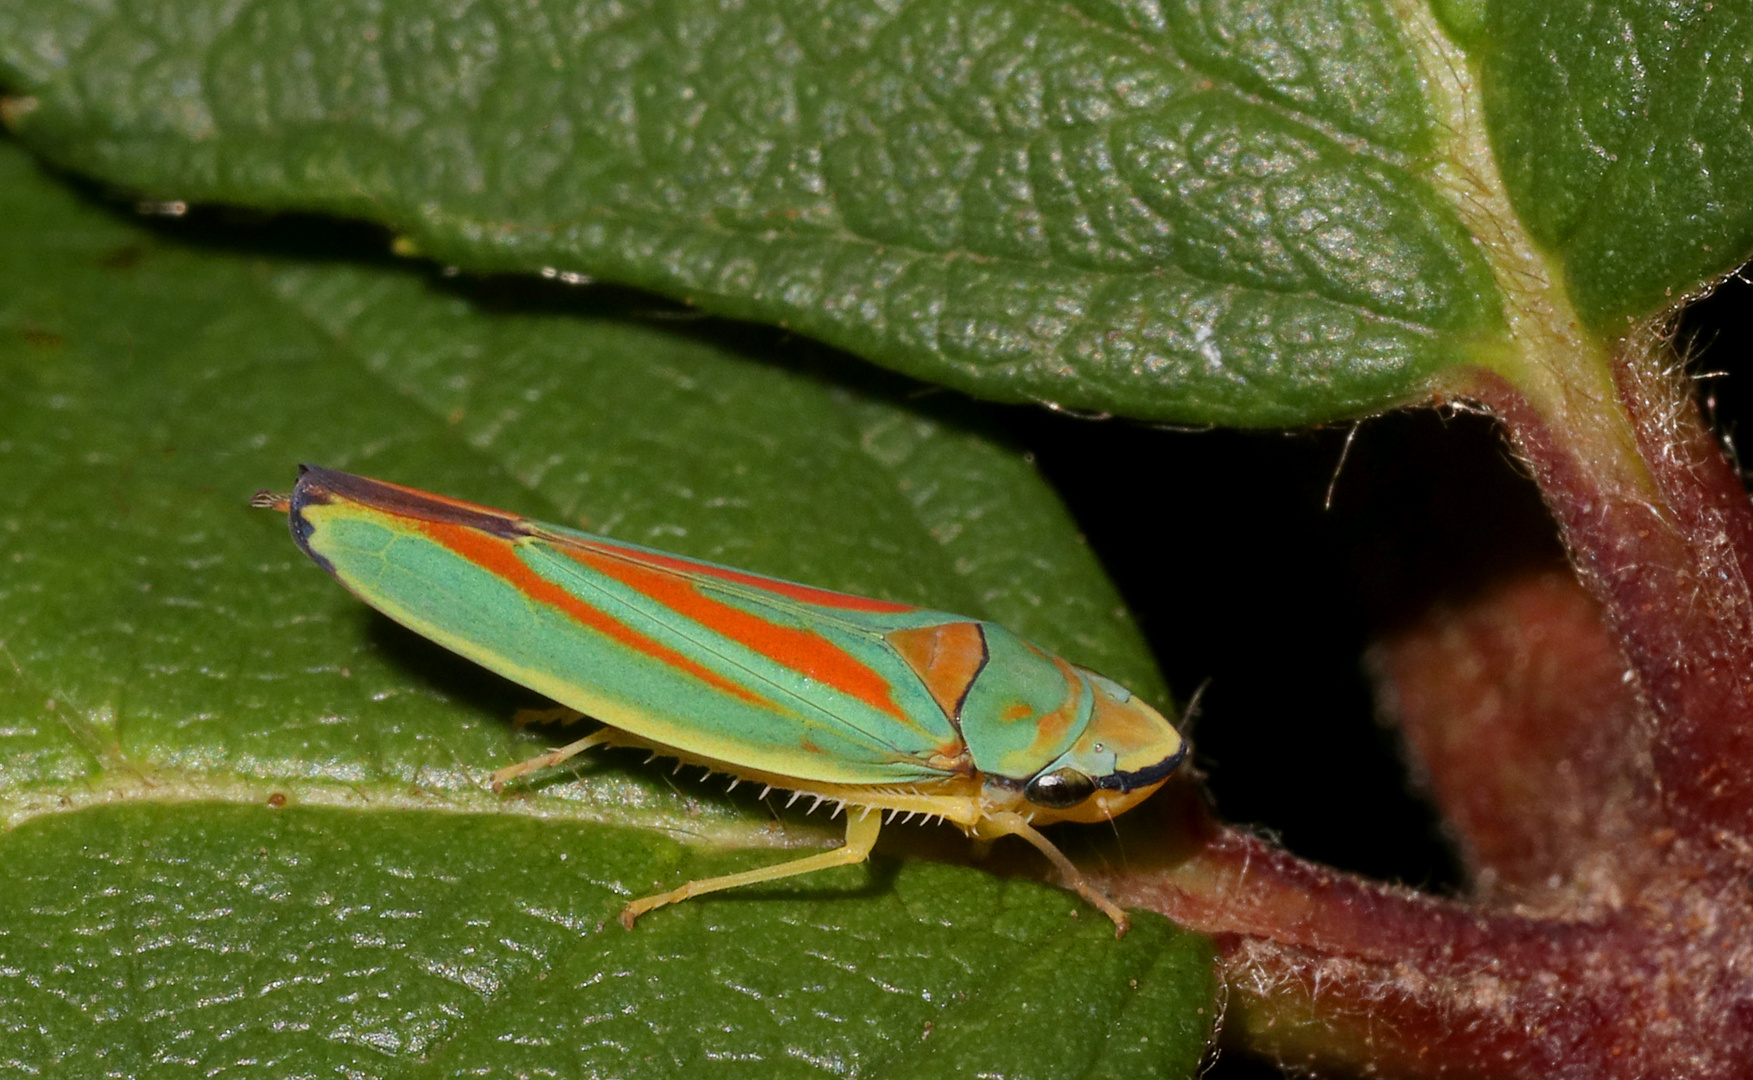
[885, 622, 988, 724]
[1021, 658, 1087, 759]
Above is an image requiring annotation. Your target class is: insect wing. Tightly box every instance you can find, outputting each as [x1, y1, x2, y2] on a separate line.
[513, 530, 977, 768]
[290, 468, 964, 786]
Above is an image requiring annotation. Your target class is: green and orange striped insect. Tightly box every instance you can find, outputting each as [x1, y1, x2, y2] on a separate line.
[259, 466, 1187, 935]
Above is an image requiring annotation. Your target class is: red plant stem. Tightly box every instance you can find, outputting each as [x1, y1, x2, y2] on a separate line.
[1468, 346, 1753, 854]
[1110, 809, 1570, 966]
[1102, 800, 1742, 1079]
[1101, 810, 1642, 1078]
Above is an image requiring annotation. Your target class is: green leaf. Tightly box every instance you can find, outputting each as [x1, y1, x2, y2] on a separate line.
[0, 141, 1215, 1074]
[0, 0, 1510, 426]
[1481, 1, 1753, 330]
[2, 804, 1216, 1078]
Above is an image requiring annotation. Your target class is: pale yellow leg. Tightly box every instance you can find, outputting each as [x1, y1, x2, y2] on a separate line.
[490, 728, 614, 791]
[984, 810, 1131, 937]
[620, 808, 883, 929]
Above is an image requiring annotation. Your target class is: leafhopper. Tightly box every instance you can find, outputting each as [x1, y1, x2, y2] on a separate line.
[261, 466, 1187, 935]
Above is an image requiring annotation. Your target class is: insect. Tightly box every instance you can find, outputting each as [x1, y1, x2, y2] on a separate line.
[259, 466, 1187, 935]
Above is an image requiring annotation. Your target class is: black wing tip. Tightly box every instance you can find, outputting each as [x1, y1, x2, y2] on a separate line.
[281, 466, 334, 574]
[289, 465, 529, 540]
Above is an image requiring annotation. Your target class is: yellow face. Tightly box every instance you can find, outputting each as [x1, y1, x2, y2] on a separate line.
[1015, 670, 1188, 825]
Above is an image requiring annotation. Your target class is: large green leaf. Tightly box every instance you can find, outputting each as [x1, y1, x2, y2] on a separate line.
[0, 0, 1512, 426]
[0, 142, 1215, 1075]
[1, 805, 1214, 1078]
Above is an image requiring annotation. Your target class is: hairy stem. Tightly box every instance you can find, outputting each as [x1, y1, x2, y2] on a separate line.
[1104, 783, 1750, 1078]
[1467, 330, 1753, 854]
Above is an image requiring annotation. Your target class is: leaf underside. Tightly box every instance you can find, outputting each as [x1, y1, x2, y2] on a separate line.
[6, 0, 1748, 421]
[0, 0, 1518, 426]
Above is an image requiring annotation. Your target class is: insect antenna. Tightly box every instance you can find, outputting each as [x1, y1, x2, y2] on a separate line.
[1178, 678, 1212, 734]
[1104, 810, 1132, 872]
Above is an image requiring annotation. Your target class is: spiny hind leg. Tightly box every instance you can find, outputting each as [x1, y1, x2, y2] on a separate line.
[621, 809, 882, 929]
[491, 727, 613, 791]
[983, 810, 1131, 937]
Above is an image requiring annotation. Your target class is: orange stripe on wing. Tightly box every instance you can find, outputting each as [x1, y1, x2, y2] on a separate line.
[407, 516, 772, 709]
[561, 546, 919, 726]
[573, 538, 917, 615]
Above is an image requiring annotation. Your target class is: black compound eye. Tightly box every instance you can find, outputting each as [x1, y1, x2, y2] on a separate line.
[1023, 767, 1096, 809]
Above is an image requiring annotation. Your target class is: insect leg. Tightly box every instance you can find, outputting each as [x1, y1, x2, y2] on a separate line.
[983, 810, 1131, 937]
[619, 808, 882, 929]
[490, 728, 614, 791]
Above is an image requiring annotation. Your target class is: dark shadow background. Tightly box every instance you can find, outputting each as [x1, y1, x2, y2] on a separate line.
[1014, 402, 1550, 893]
